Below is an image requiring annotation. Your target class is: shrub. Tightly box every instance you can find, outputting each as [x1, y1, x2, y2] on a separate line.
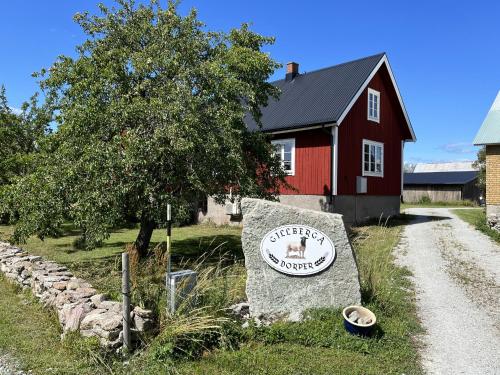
[418, 195, 432, 204]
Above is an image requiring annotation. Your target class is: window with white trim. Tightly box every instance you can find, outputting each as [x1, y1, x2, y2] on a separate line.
[367, 88, 380, 122]
[362, 140, 384, 177]
[271, 138, 295, 175]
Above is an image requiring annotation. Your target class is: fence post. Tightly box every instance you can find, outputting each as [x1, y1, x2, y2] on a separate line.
[122, 252, 131, 352]
[166, 204, 172, 312]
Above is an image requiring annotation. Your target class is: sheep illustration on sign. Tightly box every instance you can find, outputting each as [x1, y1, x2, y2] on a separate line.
[286, 236, 307, 258]
[260, 224, 336, 276]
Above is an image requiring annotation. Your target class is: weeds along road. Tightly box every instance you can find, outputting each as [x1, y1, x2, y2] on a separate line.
[396, 207, 500, 375]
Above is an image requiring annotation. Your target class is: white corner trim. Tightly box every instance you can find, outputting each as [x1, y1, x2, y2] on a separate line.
[332, 125, 339, 195]
[337, 55, 416, 142]
[361, 139, 384, 178]
[401, 140, 404, 195]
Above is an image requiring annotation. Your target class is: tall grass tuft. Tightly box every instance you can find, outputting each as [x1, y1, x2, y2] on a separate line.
[127, 241, 246, 362]
[350, 218, 409, 316]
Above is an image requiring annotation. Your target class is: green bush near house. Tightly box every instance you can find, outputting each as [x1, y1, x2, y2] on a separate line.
[418, 195, 432, 204]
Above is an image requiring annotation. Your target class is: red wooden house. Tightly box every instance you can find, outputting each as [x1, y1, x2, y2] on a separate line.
[200, 53, 416, 224]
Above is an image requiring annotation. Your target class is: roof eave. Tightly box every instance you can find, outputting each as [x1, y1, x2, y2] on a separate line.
[265, 121, 336, 135]
[336, 54, 416, 142]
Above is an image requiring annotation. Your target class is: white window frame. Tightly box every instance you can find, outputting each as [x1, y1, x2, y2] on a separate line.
[367, 88, 380, 123]
[362, 139, 384, 177]
[271, 138, 295, 176]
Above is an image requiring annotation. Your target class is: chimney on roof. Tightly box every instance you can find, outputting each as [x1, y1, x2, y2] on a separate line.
[286, 62, 299, 81]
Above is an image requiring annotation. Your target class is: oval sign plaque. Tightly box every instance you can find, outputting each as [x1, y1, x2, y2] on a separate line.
[259, 224, 336, 276]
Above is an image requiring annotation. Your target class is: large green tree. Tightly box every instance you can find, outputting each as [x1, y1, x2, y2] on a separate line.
[4, 0, 287, 257]
[0, 86, 50, 223]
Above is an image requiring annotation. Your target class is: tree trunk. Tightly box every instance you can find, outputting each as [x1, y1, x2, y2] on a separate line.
[134, 216, 156, 258]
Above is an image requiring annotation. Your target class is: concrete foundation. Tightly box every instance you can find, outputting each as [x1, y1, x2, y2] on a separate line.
[197, 197, 242, 226]
[330, 195, 401, 223]
[199, 194, 401, 225]
[487, 204, 500, 217]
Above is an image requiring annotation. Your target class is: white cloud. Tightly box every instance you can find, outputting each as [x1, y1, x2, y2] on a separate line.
[9, 107, 22, 115]
[439, 142, 477, 154]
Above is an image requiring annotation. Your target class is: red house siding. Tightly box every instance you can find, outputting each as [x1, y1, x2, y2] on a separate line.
[337, 65, 409, 196]
[272, 128, 331, 195]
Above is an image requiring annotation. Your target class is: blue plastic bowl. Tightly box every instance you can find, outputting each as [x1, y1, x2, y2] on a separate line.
[342, 305, 377, 337]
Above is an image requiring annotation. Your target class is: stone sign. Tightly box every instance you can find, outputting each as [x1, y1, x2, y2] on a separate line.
[241, 198, 361, 321]
[260, 224, 336, 276]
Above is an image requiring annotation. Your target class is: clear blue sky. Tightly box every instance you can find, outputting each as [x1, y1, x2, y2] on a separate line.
[1, 0, 499, 163]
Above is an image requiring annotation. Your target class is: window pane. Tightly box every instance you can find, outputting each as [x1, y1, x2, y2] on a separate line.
[370, 146, 375, 171]
[272, 140, 294, 173]
[377, 146, 382, 172]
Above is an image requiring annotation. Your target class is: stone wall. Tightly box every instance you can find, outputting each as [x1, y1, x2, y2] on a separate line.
[0, 242, 153, 350]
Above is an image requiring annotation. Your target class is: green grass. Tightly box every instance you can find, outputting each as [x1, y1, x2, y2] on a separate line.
[130, 216, 424, 375]
[0, 274, 111, 374]
[0, 223, 242, 299]
[453, 208, 500, 244]
[0, 218, 423, 375]
[401, 200, 477, 210]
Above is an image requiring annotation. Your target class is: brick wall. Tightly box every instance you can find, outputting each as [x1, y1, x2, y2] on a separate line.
[486, 145, 500, 204]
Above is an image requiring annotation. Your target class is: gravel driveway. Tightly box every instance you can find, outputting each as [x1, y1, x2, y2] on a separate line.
[397, 208, 500, 375]
[0, 352, 26, 375]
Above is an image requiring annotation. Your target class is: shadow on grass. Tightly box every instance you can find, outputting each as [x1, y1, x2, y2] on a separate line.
[57, 234, 243, 263]
[355, 213, 451, 229]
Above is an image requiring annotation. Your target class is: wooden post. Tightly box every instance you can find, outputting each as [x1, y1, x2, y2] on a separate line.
[122, 252, 131, 352]
[166, 204, 172, 312]
[166, 204, 172, 275]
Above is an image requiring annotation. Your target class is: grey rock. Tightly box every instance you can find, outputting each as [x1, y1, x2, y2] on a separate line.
[66, 279, 84, 290]
[91, 325, 120, 341]
[90, 293, 109, 306]
[97, 300, 122, 313]
[229, 302, 250, 318]
[74, 287, 97, 298]
[79, 309, 108, 330]
[133, 306, 153, 319]
[80, 310, 122, 331]
[358, 316, 372, 325]
[348, 310, 360, 323]
[61, 302, 93, 332]
[133, 314, 153, 332]
[241, 198, 361, 321]
[52, 281, 68, 291]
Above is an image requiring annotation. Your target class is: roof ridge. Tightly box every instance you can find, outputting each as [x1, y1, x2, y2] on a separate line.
[270, 52, 386, 83]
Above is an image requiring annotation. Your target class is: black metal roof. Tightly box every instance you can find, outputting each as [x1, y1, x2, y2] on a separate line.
[404, 171, 478, 185]
[244, 53, 386, 132]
